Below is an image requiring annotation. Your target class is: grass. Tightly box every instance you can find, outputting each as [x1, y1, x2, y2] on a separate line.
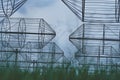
[0, 64, 120, 80]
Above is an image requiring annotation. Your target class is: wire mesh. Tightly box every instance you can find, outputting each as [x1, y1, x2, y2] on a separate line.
[0, 42, 65, 69]
[0, 0, 27, 21]
[62, 0, 120, 23]
[0, 0, 72, 70]
[57, 55, 71, 66]
[75, 48, 120, 72]
[69, 23, 120, 70]
[0, 18, 56, 49]
[70, 23, 120, 54]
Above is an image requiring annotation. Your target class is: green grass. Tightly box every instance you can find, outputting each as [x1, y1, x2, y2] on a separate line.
[0, 65, 120, 80]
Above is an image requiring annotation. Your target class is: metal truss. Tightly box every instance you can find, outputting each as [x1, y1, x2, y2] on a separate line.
[0, 42, 66, 69]
[0, 0, 27, 21]
[0, 0, 69, 69]
[75, 49, 120, 72]
[70, 23, 120, 54]
[70, 23, 120, 69]
[75, 46, 120, 65]
[0, 18, 56, 49]
[57, 55, 71, 66]
[62, 0, 120, 23]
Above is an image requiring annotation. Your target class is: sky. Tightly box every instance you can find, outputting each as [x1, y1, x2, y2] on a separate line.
[12, 0, 81, 57]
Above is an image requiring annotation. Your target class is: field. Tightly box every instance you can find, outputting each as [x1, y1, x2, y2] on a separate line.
[0, 64, 120, 80]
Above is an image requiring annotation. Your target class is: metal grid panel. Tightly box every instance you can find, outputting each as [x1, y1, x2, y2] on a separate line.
[75, 48, 120, 71]
[0, 0, 27, 21]
[70, 23, 120, 54]
[62, 0, 120, 23]
[0, 18, 56, 49]
[70, 23, 120, 69]
[0, 42, 64, 68]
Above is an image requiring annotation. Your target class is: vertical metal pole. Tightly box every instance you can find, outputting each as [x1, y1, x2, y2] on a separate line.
[106, 57, 108, 70]
[97, 46, 100, 70]
[6, 53, 9, 68]
[33, 60, 36, 71]
[118, 0, 120, 22]
[51, 43, 55, 68]
[82, 0, 85, 22]
[110, 46, 113, 69]
[102, 24, 105, 55]
[119, 30, 120, 54]
[82, 24, 86, 65]
[15, 49, 18, 67]
[82, 24, 85, 54]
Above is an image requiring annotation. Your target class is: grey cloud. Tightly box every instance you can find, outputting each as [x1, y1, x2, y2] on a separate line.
[26, 0, 56, 7]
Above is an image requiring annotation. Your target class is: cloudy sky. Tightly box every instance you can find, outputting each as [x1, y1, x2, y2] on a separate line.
[13, 0, 80, 57]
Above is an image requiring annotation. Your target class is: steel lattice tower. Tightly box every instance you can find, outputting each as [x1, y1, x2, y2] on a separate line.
[62, 0, 120, 70]
[0, 1, 68, 68]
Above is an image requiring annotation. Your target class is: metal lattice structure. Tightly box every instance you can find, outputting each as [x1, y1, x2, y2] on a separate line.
[0, 42, 65, 69]
[0, 18, 56, 49]
[62, 0, 120, 70]
[0, 17, 61, 68]
[75, 49, 120, 71]
[0, 42, 31, 68]
[0, 0, 69, 69]
[62, 0, 120, 23]
[69, 23, 120, 51]
[69, 23, 120, 68]
[0, 0, 27, 21]
[57, 55, 71, 66]
[27, 42, 64, 64]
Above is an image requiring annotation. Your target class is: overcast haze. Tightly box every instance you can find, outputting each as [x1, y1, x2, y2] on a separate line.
[12, 0, 81, 57]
